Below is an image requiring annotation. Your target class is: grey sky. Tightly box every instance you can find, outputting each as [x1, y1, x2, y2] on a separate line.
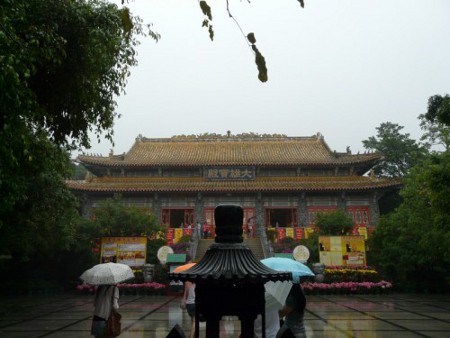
[80, 0, 450, 157]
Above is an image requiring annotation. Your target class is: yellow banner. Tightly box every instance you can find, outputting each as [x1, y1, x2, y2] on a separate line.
[285, 227, 294, 238]
[304, 227, 315, 239]
[358, 227, 368, 239]
[173, 228, 184, 243]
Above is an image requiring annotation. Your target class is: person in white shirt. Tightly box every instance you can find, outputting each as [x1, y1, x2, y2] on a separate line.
[91, 284, 119, 338]
[180, 281, 196, 338]
[254, 306, 281, 338]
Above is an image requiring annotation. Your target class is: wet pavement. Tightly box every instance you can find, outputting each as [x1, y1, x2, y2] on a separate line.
[0, 293, 449, 337]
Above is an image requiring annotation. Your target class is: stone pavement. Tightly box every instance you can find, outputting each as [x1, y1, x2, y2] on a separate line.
[0, 293, 449, 338]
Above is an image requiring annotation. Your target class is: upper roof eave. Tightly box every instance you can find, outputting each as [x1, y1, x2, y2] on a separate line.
[76, 134, 382, 168]
[77, 155, 382, 168]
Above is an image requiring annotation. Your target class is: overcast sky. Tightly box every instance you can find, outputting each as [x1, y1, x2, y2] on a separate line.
[78, 0, 450, 157]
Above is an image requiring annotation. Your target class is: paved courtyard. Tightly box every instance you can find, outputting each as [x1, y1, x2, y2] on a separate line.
[0, 293, 449, 338]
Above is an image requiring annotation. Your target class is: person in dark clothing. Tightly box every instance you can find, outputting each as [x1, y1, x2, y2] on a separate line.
[277, 284, 307, 338]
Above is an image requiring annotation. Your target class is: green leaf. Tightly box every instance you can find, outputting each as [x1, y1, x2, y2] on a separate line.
[247, 32, 256, 44]
[252, 45, 268, 83]
[199, 1, 213, 21]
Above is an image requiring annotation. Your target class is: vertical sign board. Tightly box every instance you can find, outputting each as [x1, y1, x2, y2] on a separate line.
[174, 228, 184, 243]
[304, 227, 315, 239]
[294, 227, 304, 240]
[166, 228, 174, 245]
[276, 227, 285, 240]
[100, 237, 147, 267]
[285, 227, 294, 239]
[319, 236, 366, 266]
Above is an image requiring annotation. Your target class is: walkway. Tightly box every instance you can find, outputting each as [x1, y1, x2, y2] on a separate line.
[0, 293, 449, 337]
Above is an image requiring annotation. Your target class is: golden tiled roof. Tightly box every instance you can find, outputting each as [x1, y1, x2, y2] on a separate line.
[78, 135, 382, 167]
[67, 176, 401, 193]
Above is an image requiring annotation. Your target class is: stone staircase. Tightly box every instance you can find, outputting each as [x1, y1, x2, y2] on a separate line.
[193, 237, 266, 262]
[193, 239, 214, 262]
[245, 238, 266, 260]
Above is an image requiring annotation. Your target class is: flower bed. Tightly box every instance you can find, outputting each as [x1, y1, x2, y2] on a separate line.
[301, 280, 393, 295]
[76, 282, 168, 295]
[323, 265, 380, 283]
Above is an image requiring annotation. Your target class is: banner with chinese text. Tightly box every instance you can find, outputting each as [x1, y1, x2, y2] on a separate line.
[100, 237, 147, 267]
[319, 235, 366, 266]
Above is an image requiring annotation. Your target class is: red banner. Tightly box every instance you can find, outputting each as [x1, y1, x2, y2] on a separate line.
[294, 227, 304, 240]
[276, 228, 285, 240]
[166, 228, 174, 245]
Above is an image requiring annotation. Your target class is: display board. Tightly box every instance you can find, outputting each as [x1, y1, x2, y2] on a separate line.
[319, 235, 366, 266]
[100, 237, 147, 267]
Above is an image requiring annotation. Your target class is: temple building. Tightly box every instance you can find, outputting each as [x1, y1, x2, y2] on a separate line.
[68, 132, 401, 241]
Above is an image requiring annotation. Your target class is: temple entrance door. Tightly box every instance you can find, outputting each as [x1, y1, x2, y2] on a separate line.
[203, 208, 215, 227]
[184, 209, 195, 227]
[265, 208, 298, 228]
[161, 208, 195, 228]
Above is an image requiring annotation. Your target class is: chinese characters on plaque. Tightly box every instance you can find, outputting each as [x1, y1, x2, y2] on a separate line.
[205, 167, 255, 180]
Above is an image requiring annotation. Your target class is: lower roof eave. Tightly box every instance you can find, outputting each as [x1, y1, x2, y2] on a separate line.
[70, 185, 401, 194]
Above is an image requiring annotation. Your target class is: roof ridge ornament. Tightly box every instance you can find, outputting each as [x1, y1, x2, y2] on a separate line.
[169, 132, 289, 141]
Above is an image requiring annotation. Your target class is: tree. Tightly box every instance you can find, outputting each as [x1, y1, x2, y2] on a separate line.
[369, 152, 450, 292]
[0, 0, 156, 261]
[424, 94, 450, 126]
[0, 135, 80, 259]
[369, 96, 449, 292]
[362, 122, 428, 178]
[0, 137, 86, 290]
[62, 196, 161, 283]
[1, 0, 156, 212]
[89, 195, 160, 238]
[419, 94, 450, 152]
[315, 210, 354, 236]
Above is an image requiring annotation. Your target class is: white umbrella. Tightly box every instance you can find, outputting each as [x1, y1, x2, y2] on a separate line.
[80, 262, 135, 285]
[264, 280, 293, 311]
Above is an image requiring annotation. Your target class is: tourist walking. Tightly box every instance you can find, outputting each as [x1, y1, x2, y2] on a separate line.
[91, 285, 120, 338]
[203, 221, 209, 238]
[247, 219, 254, 238]
[180, 280, 196, 338]
[196, 222, 202, 239]
[277, 284, 307, 338]
[254, 306, 280, 338]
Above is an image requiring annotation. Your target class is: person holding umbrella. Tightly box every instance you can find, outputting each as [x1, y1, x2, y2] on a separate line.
[80, 262, 135, 338]
[276, 284, 307, 338]
[259, 257, 313, 338]
[91, 284, 120, 338]
[254, 281, 293, 338]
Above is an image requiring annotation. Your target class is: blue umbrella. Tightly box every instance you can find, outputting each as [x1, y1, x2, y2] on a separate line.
[261, 257, 314, 283]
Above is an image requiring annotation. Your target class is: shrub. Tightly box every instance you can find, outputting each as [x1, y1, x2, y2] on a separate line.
[266, 229, 277, 242]
[272, 236, 297, 253]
